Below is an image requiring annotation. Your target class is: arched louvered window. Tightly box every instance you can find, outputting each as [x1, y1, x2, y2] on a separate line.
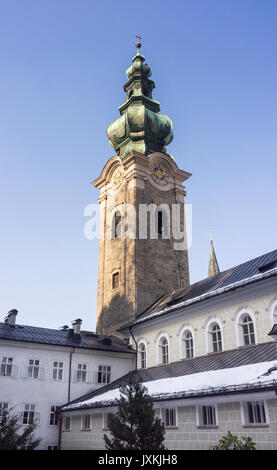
[241, 315, 255, 345]
[158, 337, 169, 364]
[138, 342, 146, 369]
[112, 211, 121, 239]
[182, 330, 194, 359]
[209, 323, 222, 353]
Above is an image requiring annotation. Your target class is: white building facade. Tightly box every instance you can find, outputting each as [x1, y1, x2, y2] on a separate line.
[0, 313, 135, 450]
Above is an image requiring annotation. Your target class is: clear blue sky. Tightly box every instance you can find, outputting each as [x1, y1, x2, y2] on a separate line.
[0, 0, 276, 331]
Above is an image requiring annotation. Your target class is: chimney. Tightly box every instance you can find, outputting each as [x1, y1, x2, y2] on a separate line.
[59, 325, 69, 331]
[72, 319, 82, 336]
[4, 309, 18, 326]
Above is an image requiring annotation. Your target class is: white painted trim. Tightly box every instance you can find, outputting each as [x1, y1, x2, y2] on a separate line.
[179, 325, 195, 359]
[269, 297, 277, 326]
[156, 332, 170, 365]
[235, 307, 257, 347]
[196, 403, 218, 427]
[205, 317, 224, 354]
[240, 399, 270, 426]
[137, 339, 147, 369]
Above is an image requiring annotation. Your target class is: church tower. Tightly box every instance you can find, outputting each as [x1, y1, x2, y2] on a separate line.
[93, 38, 191, 336]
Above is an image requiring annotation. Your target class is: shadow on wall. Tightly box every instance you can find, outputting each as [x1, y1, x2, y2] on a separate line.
[97, 293, 135, 337]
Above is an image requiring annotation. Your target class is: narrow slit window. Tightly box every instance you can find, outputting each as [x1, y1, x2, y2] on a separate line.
[112, 272, 120, 289]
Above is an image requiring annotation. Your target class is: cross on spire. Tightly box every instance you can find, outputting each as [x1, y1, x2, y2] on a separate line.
[136, 34, 142, 54]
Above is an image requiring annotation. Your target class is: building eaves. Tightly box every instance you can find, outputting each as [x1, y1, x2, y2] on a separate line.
[0, 323, 135, 354]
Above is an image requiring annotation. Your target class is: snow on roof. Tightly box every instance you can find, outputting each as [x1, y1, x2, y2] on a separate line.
[62, 360, 277, 411]
[130, 267, 277, 328]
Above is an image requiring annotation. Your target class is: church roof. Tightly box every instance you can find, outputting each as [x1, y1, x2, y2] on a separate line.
[61, 341, 277, 411]
[0, 322, 135, 354]
[119, 249, 277, 331]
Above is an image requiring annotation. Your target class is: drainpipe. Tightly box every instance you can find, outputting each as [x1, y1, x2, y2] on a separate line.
[129, 325, 138, 370]
[57, 406, 62, 451]
[68, 347, 75, 402]
[58, 346, 75, 450]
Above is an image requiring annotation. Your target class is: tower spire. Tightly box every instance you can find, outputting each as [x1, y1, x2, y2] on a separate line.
[106, 38, 173, 160]
[208, 234, 220, 278]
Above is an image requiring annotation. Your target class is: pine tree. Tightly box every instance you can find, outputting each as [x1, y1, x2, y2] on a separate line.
[104, 375, 166, 450]
[0, 409, 41, 450]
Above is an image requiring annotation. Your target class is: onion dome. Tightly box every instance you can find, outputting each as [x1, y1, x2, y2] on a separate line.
[106, 36, 173, 159]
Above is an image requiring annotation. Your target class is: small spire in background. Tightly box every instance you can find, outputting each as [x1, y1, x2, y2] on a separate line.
[208, 233, 220, 278]
[136, 34, 142, 54]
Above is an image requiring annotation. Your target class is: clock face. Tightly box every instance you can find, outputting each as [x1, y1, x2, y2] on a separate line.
[112, 169, 123, 188]
[151, 165, 169, 185]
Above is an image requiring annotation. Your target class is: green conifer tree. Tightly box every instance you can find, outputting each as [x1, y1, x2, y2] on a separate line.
[0, 409, 41, 450]
[104, 375, 166, 450]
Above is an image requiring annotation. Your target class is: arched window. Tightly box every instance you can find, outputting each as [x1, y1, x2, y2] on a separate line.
[208, 323, 222, 353]
[158, 337, 169, 364]
[239, 314, 255, 346]
[181, 330, 194, 359]
[138, 343, 146, 369]
[112, 211, 121, 239]
[157, 209, 169, 238]
[158, 211, 163, 237]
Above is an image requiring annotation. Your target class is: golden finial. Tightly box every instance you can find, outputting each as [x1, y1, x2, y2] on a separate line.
[136, 34, 141, 54]
[210, 230, 213, 243]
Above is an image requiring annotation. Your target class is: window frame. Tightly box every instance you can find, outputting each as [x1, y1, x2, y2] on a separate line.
[49, 405, 59, 426]
[22, 404, 37, 426]
[82, 413, 91, 431]
[97, 365, 111, 384]
[112, 211, 122, 239]
[27, 359, 41, 379]
[76, 363, 88, 383]
[235, 308, 257, 348]
[63, 415, 71, 431]
[181, 328, 194, 359]
[241, 315, 256, 345]
[162, 407, 178, 428]
[0, 356, 14, 377]
[206, 320, 224, 354]
[197, 404, 218, 429]
[159, 337, 169, 364]
[52, 361, 64, 381]
[112, 271, 120, 289]
[0, 402, 8, 422]
[241, 400, 269, 428]
[138, 341, 147, 369]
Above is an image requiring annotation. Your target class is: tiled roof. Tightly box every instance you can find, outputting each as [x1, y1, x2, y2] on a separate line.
[61, 341, 277, 410]
[0, 322, 135, 354]
[120, 249, 277, 330]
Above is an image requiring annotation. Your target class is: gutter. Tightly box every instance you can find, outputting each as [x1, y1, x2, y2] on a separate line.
[60, 379, 277, 413]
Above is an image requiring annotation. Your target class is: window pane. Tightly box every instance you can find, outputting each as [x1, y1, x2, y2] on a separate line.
[201, 406, 216, 425]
